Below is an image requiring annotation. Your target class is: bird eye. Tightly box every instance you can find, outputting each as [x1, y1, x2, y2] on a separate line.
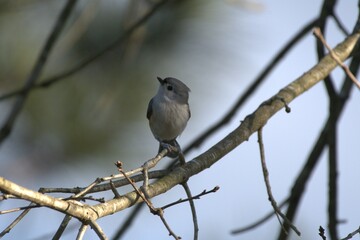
[167, 85, 173, 91]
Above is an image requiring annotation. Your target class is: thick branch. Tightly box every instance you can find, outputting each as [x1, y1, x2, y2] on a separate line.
[0, 177, 98, 221]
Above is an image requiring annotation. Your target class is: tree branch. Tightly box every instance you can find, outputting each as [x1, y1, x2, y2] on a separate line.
[0, 29, 359, 234]
[181, 182, 199, 240]
[52, 215, 73, 240]
[340, 226, 360, 240]
[257, 128, 300, 236]
[231, 197, 289, 234]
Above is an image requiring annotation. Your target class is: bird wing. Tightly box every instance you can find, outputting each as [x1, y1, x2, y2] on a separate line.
[187, 103, 191, 119]
[146, 98, 153, 120]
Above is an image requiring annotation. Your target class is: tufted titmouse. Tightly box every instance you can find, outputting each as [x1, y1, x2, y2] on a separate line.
[147, 77, 191, 158]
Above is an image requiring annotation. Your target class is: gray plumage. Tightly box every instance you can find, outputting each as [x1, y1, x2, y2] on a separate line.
[147, 77, 191, 158]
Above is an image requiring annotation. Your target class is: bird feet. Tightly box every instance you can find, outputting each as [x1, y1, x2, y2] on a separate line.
[160, 142, 178, 153]
[159, 141, 181, 158]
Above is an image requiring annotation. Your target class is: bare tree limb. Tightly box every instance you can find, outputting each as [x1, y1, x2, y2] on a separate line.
[0, 177, 98, 220]
[339, 226, 360, 240]
[39, 170, 168, 195]
[327, 91, 339, 240]
[76, 224, 88, 240]
[181, 182, 199, 240]
[162, 186, 219, 210]
[257, 128, 300, 236]
[331, 12, 350, 35]
[89, 220, 108, 240]
[52, 215, 73, 240]
[109, 180, 121, 199]
[231, 197, 289, 234]
[0, 204, 33, 237]
[116, 162, 181, 240]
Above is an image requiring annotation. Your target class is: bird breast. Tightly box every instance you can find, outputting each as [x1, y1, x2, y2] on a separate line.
[149, 98, 190, 141]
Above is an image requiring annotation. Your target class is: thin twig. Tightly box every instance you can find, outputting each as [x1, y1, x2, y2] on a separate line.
[0, 205, 33, 237]
[231, 197, 289, 234]
[81, 196, 105, 203]
[162, 186, 219, 210]
[116, 162, 156, 212]
[39, 169, 169, 194]
[69, 178, 102, 200]
[0, 204, 41, 215]
[156, 208, 181, 240]
[257, 128, 301, 236]
[116, 162, 181, 240]
[64, 160, 168, 200]
[314, 27, 360, 89]
[339, 226, 360, 240]
[110, 180, 121, 198]
[181, 182, 199, 240]
[89, 220, 108, 240]
[331, 12, 350, 36]
[327, 87, 339, 239]
[76, 224, 88, 240]
[52, 215, 73, 240]
[141, 149, 169, 197]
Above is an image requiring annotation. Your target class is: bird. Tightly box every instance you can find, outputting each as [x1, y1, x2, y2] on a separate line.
[147, 77, 191, 158]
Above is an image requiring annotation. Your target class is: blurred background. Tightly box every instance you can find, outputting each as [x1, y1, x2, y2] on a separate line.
[0, 0, 359, 239]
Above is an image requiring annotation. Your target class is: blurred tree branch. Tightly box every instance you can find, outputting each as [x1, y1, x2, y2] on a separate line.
[0, 0, 169, 102]
[0, 0, 78, 145]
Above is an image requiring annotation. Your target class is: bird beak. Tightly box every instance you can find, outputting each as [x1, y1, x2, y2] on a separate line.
[157, 77, 164, 85]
